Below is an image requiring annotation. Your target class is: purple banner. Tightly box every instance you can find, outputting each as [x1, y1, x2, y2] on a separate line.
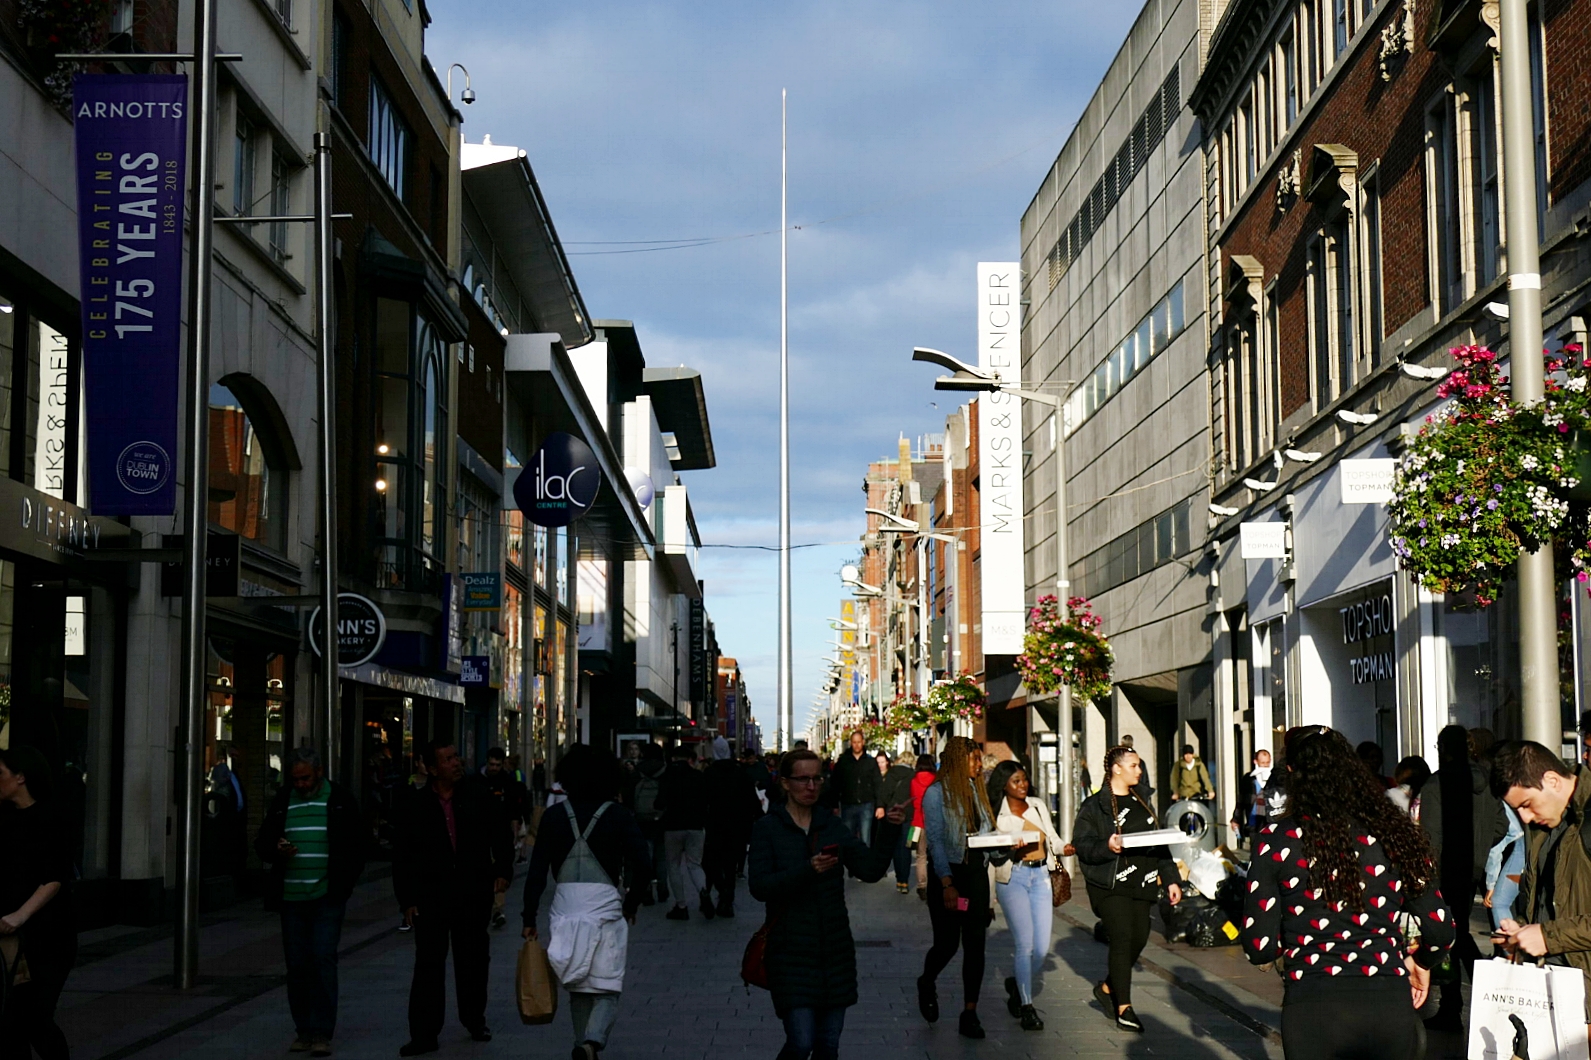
[74, 74, 187, 515]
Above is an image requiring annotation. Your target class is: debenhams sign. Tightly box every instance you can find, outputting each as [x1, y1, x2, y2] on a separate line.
[978, 262, 1024, 655]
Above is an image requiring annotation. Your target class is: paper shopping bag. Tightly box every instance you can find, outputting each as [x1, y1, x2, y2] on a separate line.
[516, 937, 559, 1026]
[1468, 957, 1588, 1059]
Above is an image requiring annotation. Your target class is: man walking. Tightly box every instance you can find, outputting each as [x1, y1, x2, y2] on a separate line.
[878, 751, 916, 893]
[393, 742, 514, 1056]
[658, 743, 710, 920]
[1229, 748, 1273, 847]
[702, 741, 762, 917]
[481, 747, 526, 928]
[825, 729, 882, 847]
[1171, 745, 1213, 802]
[256, 748, 364, 1057]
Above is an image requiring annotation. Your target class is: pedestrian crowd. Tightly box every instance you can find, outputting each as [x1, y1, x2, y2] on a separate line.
[11, 720, 1591, 1060]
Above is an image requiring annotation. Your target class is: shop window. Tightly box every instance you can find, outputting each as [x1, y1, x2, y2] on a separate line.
[208, 383, 287, 551]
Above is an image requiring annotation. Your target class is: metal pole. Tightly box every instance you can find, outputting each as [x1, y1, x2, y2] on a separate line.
[917, 536, 928, 700]
[313, 132, 339, 778]
[1499, 0, 1557, 747]
[1055, 404, 1076, 838]
[176, 0, 218, 989]
[777, 89, 792, 752]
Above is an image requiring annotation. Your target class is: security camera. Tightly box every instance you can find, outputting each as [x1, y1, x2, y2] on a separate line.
[461, 87, 477, 105]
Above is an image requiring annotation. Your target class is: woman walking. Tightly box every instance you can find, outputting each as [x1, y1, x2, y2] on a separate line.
[909, 755, 936, 900]
[749, 749, 905, 1060]
[985, 760, 1064, 1031]
[522, 744, 652, 1060]
[1242, 727, 1455, 1059]
[918, 735, 996, 1039]
[1072, 745, 1181, 1033]
[0, 745, 76, 1060]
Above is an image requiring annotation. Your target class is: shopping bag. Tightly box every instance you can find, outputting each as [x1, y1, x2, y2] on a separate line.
[1468, 957, 1589, 1059]
[516, 937, 559, 1025]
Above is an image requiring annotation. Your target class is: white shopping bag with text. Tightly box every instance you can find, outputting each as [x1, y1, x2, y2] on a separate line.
[1468, 957, 1589, 1060]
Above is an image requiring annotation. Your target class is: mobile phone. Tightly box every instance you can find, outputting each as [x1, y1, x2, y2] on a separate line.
[956, 897, 970, 911]
[820, 843, 840, 857]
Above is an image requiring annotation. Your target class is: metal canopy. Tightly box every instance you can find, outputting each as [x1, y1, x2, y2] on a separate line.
[461, 157, 593, 348]
[642, 366, 716, 471]
[504, 333, 653, 562]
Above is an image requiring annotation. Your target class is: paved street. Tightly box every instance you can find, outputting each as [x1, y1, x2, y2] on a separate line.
[57, 862, 1296, 1060]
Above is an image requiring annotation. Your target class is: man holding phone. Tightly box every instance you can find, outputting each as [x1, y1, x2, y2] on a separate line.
[255, 747, 365, 1057]
[1491, 740, 1591, 1038]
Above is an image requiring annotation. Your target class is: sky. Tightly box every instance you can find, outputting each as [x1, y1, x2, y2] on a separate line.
[425, 0, 1144, 742]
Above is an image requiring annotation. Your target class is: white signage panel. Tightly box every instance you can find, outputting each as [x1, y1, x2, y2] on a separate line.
[1239, 521, 1288, 559]
[1340, 459, 1397, 504]
[977, 262, 1025, 654]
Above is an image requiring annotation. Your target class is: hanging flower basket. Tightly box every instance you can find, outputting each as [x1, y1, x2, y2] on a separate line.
[924, 673, 985, 725]
[1016, 595, 1114, 702]
[885, 693, 932, 735]
[1389, 345, 1591, 606]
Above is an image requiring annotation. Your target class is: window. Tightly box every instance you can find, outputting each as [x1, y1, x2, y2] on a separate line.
[1529, 5, 1549, 226]
[1281, 26, 1299, 125]
[269, 152, 291, 266]
[1429, 94, 1465, 316]
[233, 112, 256, 216]
[368, 77, 411, 201]
[372, 299, 446, 589]
[1333, 0, 1350, 58]
[1473, 70, 1501, 286]
[1241, 92, 1257, 190]
[331, 10, 350, 111]
[208, 384, 286, 550]
[0, 290, 83, 502]
[274, 0, 291, 28]
[1362, 174, 1385, 359]
[1070, 498, 1194, 598]
[1063, 280, 1186, 436]
[1308, 221, 1357, 407]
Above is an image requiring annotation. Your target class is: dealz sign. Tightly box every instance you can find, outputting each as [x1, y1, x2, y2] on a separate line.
[514, 431, 600, 528]
[308, 592, 388, 667]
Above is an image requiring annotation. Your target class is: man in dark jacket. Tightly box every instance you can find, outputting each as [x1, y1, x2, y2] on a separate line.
[255, 747, 364, 1056]
[702, 749, 763, 917]
[392, 741, 513, 1056]
[824, 729, 882, 847]
[878, 752, 916, 892]
[627, 743, 669, 903]
[481, 747, 525, 928]
[658, 744, 710, 920]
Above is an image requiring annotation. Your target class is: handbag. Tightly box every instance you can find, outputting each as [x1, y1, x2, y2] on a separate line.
[1049, 863, 1072, 907]
[740, 916, 774, 991]
[1467, 956, 1588, 1059]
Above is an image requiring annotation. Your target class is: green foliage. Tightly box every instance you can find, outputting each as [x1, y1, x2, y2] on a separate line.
[1016, 595, 1113, 702]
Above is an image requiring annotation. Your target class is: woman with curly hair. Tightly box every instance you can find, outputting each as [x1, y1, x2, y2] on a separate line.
[1242, 726, 1456, 1059]
[1072, 744, 1182, 1033]
[917, 736, 997, 1039]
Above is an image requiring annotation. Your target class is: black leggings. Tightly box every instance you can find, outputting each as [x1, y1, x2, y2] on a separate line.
[922, 859, 989, 1004]
[0, 938, 74, 1060]
[1088, 886, 1152, 1007]
[1280, 979, 1422, 1059]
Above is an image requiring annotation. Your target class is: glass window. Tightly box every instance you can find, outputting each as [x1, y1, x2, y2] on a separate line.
[269, 152, 291, 266]
[533, 525, 548, 587]
[233, 112, 255, 215]
[1152, 299, 1170, 354]
[1334, 0, 1349, 58]
[368, 77, 411, 201]
[1168, 281, 1185, 334]
[1282, 27, 1299, 125]
[1134, 318, 1152, 374]
[208, 383, 285, 550]
[1473, 69, 1501, 287]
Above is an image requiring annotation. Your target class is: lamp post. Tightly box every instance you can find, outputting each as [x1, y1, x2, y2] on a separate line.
[909, 348, 1078, 833]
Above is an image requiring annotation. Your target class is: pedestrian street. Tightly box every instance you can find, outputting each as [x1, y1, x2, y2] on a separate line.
[53, 860, 1300, 1060]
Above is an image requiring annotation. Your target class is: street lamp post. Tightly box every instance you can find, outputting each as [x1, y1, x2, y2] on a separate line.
[1498, 0, 1557, 748]
[908, 347, 1078, 833]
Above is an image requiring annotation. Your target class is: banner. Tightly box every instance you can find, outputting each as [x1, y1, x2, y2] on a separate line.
[74, 74, 188, 516]
[977, 262, 1025, 654]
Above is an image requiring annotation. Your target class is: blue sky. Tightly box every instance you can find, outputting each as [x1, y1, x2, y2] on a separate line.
[426, 0, 1144, 741]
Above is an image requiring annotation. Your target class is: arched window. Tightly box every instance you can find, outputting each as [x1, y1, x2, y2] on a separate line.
[417, 319, 446, 560]
[208, 382, 287, 551]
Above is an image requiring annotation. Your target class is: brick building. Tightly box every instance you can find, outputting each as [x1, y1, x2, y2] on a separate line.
[1191, 0, 1586, 760]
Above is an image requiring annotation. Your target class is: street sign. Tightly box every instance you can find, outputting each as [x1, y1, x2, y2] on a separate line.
[515, 431, 600, 527]
[461, 571, 501, 611]
[307, 592, 387, 666]
[160, 531, 239, 596]
[1239, 521, 1288, 559]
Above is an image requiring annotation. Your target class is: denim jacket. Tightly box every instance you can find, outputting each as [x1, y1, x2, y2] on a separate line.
[1485, 802, 1525, 891]
[923, 778, 993, 879]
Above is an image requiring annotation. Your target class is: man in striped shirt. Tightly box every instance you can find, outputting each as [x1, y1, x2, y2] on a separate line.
[257, 747, 365, 1058]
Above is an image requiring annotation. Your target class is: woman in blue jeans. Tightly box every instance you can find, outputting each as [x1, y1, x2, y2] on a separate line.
[985, 761, 1065, 1030]
[1484, 801, 1525, 930]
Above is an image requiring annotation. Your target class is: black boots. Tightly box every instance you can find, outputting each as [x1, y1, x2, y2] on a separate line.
[958, 1009, 985, 1039]
[916, 976, 939, 1022]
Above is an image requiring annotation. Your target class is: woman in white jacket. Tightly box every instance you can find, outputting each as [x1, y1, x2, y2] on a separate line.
[985, 760, 1065, 1031]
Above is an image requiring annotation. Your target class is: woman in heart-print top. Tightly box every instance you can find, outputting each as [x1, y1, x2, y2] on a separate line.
[1241, 727, 1455, 1060]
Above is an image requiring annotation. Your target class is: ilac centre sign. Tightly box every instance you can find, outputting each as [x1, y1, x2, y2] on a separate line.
[514, 431, 600, 528]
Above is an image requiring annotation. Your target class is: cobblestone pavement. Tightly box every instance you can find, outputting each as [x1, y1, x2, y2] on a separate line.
[65, 860, 1409, 1060]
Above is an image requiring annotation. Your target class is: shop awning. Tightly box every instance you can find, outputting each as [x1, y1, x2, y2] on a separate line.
[504, 333, 654, 561]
